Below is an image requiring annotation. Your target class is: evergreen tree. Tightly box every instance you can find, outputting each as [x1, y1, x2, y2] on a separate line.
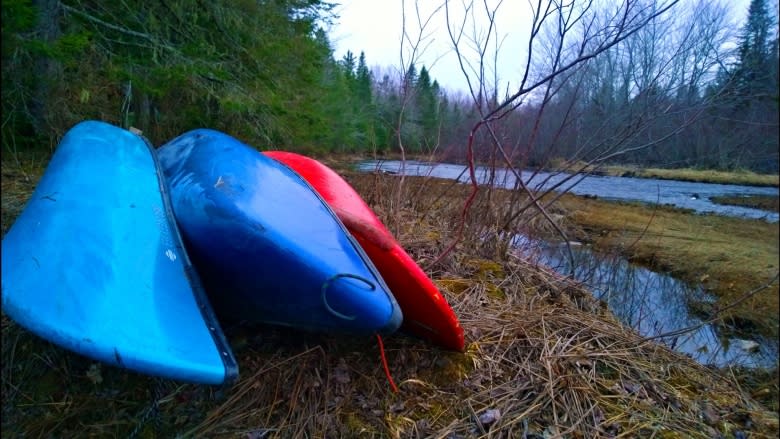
[732, 0, 778, 99]
[353, 52, 375, 149]
[2, 0, 338, 149]
[373, 73, 400, 152]
[415, 67, 440, 151]
[341, 50, 357, 81]
[404, 64, 418, 95]
[355, 52, 372, 106]
[400, 64, 421, 151]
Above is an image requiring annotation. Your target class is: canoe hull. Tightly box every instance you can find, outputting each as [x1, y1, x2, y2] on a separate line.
[264, 151, 465, 351]
[158, 130, 402, 335]
[1, 121, 238, 385]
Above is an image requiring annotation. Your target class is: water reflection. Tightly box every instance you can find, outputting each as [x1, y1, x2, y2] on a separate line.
[358, 160, 779, 222]
[514, 235, 778, 368]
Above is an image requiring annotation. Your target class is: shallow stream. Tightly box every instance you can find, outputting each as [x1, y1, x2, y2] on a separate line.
[514, 235, 778, 368]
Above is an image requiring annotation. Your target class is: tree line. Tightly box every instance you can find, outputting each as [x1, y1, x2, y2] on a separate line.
[2, 0, 777, 172]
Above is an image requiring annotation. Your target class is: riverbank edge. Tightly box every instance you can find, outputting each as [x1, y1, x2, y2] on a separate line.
[331, 153, 779, 188]
[344, 171, 780, 410]
[552, 193, 779, 339]
[340, 164, 778, 340]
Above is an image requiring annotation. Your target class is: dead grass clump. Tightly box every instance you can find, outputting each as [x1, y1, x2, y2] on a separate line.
[710, 194, 780, 212]
[2, 161, 777, 438]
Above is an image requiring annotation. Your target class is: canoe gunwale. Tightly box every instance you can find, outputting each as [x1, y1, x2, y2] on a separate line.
[147, 135, 239, 385]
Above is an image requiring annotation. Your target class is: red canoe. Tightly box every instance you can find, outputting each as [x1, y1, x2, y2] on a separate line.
[264, 151, 465, 351]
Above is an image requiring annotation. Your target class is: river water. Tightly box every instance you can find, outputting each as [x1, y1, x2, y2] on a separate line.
[358, 160, 779, 368]
[357, 160, 779, 222]
[514, 236, 778, 368]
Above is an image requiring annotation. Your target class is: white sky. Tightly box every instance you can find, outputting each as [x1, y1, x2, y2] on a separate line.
[330, 0, 532, 95]
[329, 0, 753, 95]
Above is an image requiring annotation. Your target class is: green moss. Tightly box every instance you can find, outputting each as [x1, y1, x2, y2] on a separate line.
[484, 283, 505, 299]
[466, 258, 505, 278]
[342, 411, 379, 436]
[416, 352, 474, 388]
[596, 361, 620, 380]
[436, 278, 472, 295]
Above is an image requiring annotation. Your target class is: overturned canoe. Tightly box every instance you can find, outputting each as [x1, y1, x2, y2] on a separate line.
[157, 130, 402, 335]
[1, 121, 238, 385]
[264, 151, 465, 351]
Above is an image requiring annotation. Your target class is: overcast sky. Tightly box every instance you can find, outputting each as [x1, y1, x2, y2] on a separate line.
[329, 0, 753, 95]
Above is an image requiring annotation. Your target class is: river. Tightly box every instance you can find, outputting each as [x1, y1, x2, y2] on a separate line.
[358, 160, 779, 368]
[357, 160, 779, 222]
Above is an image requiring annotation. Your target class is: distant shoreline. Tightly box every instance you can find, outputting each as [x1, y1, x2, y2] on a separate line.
[332, 153, 780, 188]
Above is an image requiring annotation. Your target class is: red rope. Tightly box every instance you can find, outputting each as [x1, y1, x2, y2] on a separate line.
[376, 334, 398, 393]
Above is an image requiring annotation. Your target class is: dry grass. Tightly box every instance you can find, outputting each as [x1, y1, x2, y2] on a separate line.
[710, 194, 780, 212]
[547, 160, 779, 187]
[630, 167, 779, 188]
[2, 159, 778, 438]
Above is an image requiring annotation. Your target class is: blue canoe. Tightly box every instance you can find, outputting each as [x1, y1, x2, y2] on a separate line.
[1, 121, 238, 385]
[157, 129, 402, 334]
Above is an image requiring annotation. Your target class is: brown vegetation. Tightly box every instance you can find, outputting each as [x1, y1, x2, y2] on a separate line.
[2, 159, 777, 437]
[546, 160, 780, 187]
[710, 194, 780, 212]
[624, 168, 779, 188]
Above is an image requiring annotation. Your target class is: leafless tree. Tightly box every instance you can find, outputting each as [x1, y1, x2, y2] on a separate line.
[383, 1, 448, 234]
[429, 0, 739, 266]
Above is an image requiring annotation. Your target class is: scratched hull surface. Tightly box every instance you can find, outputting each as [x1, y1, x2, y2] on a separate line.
[264, 151, 464, 351]
[157, 129, 402, 335]
[1, 121, 237, 385]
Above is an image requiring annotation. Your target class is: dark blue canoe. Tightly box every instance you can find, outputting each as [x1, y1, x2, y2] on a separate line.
[1, 121, 238, 385]
[157, 129, 402, 334]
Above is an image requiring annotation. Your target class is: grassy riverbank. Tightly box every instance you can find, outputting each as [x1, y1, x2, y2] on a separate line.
[710, 194, 780, 212]
[615, 166, 779, 187]
[2, 155, 778, 437]
[545, 160, 779, 187]
[344, 158, 779, 340]
[339, 170, 779, 342]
